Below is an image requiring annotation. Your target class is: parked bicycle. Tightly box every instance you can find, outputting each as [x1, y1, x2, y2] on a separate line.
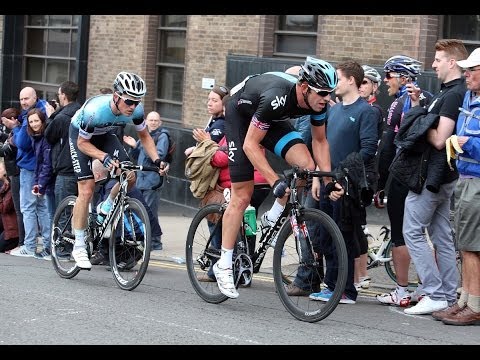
[50, 160, 161, 291]
[186, 165, 348, 323]
[366, 221, 462, 289]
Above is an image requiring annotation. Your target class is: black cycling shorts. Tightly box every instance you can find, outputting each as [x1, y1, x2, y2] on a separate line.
[224, 98, 304, 183]
[69, 126, 130, 181]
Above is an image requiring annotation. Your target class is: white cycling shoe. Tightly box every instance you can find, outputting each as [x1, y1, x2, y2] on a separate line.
[213, 263, 239, 299]
[72, 248, 92, 269]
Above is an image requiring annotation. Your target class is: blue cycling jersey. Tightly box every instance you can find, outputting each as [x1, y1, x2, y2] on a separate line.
[71, 94, 146, 139]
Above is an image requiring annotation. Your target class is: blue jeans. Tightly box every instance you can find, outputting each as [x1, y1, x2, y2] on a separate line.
[54, 174, 78, 209]
[20, 168, 36, 252]
[294, 185, 357, 300]
[140, 188, 163, 250]
[293, 189, 327, 290]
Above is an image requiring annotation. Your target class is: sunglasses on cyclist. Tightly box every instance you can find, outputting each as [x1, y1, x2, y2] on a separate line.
[385, 73, 402, 80]
[307, 85, 334, 97]
[361, 79, 371, 85]
[118, 94, 141, 107]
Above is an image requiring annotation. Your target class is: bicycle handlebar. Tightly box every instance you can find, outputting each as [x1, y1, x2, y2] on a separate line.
[111, 161, 164, 190]
[283, 166, 344, 183]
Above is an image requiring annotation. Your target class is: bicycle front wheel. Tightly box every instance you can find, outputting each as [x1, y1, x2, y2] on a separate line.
[109, 197, 151, 291]
[186, 203, 229, 304]
[273, 208, 348, 323]
[51, 195, 80, 279]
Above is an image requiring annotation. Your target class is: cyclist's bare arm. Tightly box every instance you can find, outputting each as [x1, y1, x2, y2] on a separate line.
[244, 123, 279, 187]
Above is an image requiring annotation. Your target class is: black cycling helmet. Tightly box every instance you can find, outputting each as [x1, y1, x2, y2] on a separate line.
[383, 55, 422, 79]
[113, 71, 146, 98]
[299, 56, 338, 91]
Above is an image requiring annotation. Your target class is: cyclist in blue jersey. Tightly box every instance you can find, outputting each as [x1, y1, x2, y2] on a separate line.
[213, 56, 344, 298]
[68, 71, 168, 269]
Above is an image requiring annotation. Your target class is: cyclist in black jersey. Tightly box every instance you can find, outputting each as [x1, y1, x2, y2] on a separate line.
[68, 72, 168, 270]
[212, 56, 344, 298]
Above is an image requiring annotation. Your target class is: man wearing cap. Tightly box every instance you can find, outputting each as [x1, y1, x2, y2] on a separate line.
[399, 39, 468, 316]
[440, 47, 480, 326]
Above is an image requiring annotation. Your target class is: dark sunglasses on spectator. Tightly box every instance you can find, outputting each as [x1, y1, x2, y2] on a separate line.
[307, 85, 333, 97]
[385, 73, 401, 80]
[119, 95, 141, 107]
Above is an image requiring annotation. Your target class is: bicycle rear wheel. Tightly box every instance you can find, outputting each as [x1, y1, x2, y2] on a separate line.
[186, 203, 229, 304]
[51, 195, 80, 279]
[109, 197, 151, 291]
[384, 239, 420, 287]
[273, 208, 348, 323]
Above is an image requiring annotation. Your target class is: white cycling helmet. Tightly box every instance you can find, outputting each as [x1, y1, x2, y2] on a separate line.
[113, 71, 146, 98]
[362, 65, 382, 85]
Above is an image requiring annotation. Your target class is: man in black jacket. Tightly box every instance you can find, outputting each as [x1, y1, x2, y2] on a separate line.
[45, 81, 82, 211]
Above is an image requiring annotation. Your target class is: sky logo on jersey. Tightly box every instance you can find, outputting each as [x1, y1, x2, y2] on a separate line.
[228, 140, 237, 162]
[271, 95, 287, 110]
[349, 116, 356, 122]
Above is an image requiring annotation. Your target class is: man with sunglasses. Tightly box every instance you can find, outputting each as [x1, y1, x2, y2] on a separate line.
[375, 55, 433, 307]
[213, 56, 344, 299]
[68, 71, 168, 269]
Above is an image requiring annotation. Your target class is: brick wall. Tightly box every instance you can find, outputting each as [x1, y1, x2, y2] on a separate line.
[319, 15, 439, 68]
[87, 15, 148, 100]
[183, 15, 263, 129]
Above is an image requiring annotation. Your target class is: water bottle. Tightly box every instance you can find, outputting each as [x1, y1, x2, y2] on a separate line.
[243, 205, 257, 236]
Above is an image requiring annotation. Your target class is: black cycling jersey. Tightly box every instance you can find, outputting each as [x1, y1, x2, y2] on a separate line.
[226, 72, 327, 183]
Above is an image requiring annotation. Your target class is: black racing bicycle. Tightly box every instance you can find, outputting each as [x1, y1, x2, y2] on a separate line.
[50, 161, 161, 291]
[186, 166, 348, 322]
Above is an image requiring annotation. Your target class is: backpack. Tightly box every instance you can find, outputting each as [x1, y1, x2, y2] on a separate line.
[152, 129, 176, 164]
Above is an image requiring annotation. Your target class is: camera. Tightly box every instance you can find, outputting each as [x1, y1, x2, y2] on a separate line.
[48, 99, 58, 109]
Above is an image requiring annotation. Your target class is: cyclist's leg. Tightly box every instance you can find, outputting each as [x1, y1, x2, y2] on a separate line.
[387, 177, 411, 287]
[214, 101, 253, 298]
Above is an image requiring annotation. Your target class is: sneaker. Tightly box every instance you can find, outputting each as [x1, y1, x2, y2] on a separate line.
[72, 248, 92, 269]
[96, 200, 112, 225]
[10, 245, 35, 257]
[90, 251, 109, 265]
[212, 262, 239, 299]
[34, 248, 51, 261]
[376, 289, 412, 307]
[404, 296, 448, 315]
[309, 288, 355, 304]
